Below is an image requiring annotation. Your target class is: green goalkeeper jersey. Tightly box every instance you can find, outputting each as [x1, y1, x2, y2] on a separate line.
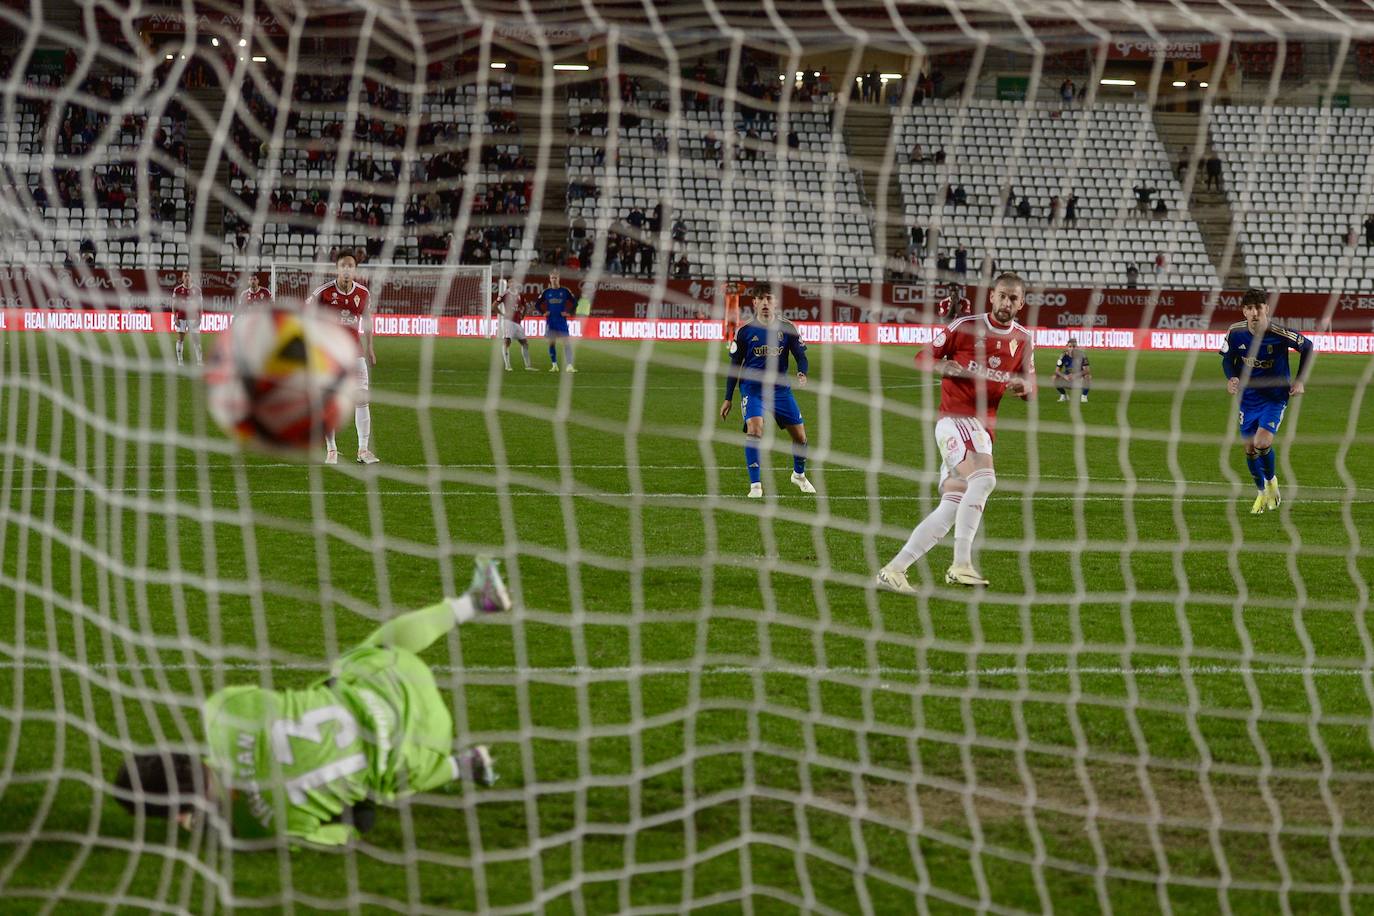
[202, 645, 458, 846]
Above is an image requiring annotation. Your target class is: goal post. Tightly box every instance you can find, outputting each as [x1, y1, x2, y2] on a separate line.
[268, 262, 495, 322]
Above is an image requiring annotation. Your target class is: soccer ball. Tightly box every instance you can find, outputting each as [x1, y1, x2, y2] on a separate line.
[204, 306, 360, 449]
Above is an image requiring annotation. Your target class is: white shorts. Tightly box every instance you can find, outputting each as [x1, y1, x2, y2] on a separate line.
[501, 318, 526, 341]
[173, 318, 191, 333]
[355, 355, 370, 390]
[935, 415, 992, 485]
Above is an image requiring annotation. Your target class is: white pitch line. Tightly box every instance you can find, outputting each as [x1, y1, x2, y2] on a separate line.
[1, 661, 1369, 679]
[41, 466, 1374, 495]
[18, 487, 1371, 503]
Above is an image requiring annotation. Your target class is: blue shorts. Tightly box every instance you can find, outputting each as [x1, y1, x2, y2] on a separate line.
[1238, 397, 1286, 437]
[740, 383, 804, 429]
[545, 319, 570, 338]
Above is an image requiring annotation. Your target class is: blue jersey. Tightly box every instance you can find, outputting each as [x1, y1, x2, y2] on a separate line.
[539, 287, 576, 327]
[724, 319, 809, 401]
[1220, 321, 1311, 405]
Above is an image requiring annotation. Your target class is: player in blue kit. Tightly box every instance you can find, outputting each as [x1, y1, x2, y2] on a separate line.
[1220, 288, 1313, 514]
[719, 284, 815, 498]
[538, 270, 577, 373]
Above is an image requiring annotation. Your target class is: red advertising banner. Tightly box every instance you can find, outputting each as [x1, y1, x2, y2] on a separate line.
[5, 309, 1374, 354]
[3, 268, 1371, 333]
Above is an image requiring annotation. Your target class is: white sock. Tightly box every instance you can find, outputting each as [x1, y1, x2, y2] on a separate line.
[192, 339, 202, 363]
[520, 341, 531, 368]
[892, 493, 961, 572]
[355, 403, 371, 451]
[325, 431, 337, 452]
[952, 469, 996, 567]
[175, 339, 183, 363]
[448, 593, 477, 625]
[502, 343, 511, 369]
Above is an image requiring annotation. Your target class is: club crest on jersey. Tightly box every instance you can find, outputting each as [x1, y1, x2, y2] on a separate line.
[988, 356, 1001, 369]
[933, 330, 947, 348]
[728, 340, 738, 354]
[1009, 340, 1019, 357]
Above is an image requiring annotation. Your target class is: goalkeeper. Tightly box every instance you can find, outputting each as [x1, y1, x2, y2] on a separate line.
[113, 558, 511, 847]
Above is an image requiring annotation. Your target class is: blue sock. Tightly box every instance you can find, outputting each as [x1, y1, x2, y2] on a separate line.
[745, 437, 762, 484]
[1258, 446, 1275, 482]
[1245, 452, 1265, 491]
[548, 344, 557, 365]
[793, 442, 807, 475]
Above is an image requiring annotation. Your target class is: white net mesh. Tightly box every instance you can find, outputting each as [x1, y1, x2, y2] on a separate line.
[3, 2, 1374, 913]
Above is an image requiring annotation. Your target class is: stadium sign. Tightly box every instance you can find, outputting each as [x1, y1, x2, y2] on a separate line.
[1107, 40, 1221, 61]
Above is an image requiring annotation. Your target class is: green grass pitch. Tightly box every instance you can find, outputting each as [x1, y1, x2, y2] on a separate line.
[3, 333, 1374, 914]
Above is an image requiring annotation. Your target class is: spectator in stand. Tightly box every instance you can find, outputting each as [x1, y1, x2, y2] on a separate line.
[673, 253, 690, 279]
[911, 143, 927, 163]
[1048, 195, 1062, 225]
[944, 185, 956, 207]
[1204, 153, 1223, 191]
[649, 202, 662, 234]
[1016, 196, 1032, 219]
[1364, 214, 1374, 248]
[1065, 193, 1079, 224]
[954, 244, 968, 276]
[1125, 264, 1139, 289]
[627, 205, 645, 230]
[1153, 197, 1169, 218]
[1133, 185, 1155, 213]
[1154, 253, 1167, 274]
[952, 184, 967, 207]
[1060, 79, 1075, 108]
[639, 242, 654, 276]
[1177, 145, 1190, 180]
[787, 128, 799, 149]
[910, 224, 925, 253]
[672, 217, 687, 243]
[933, 148, 946, 164]
[935, 250, 950, 273]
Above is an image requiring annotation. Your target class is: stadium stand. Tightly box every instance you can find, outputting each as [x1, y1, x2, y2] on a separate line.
[564, 87, 876, 282]
[1214, 106, 1374, 292]
[4, 71, 191, 271]
[222, 69, 533, 269]
[895, 100, 1220, 288]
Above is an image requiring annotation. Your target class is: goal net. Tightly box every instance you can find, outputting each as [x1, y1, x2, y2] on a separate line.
[3, 2, 1374, 914]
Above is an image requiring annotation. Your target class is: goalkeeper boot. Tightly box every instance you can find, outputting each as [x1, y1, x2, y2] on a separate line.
[790, 472, 816, 494]
[748, 482, 763, 499]
[356, 449, 380, 465]
[456, 745, 498, 787]
[945, 565, 990, 587]
[877, 565, 918, 594]
[468, 555, 512, 615]
[1266, 477, 1282, 510]
[325, 449, 339, 465]
[1250, 491, 1267, 515]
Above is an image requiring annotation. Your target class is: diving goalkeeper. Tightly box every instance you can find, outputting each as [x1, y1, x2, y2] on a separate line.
[113, 557, 511, 847]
